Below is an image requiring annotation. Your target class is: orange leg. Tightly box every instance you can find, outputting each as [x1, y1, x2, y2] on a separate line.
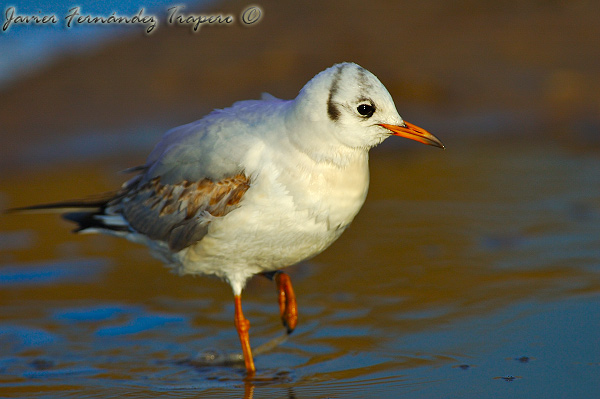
[234, 295, 255, 375]
[274, 272, 298, 334]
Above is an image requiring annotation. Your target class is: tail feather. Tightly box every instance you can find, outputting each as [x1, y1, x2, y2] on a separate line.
[5, 193, 128, 233]
[5, 198, 110, 214]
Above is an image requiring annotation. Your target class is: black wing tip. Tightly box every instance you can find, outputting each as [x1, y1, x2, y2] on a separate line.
[62, 211, 105, 232]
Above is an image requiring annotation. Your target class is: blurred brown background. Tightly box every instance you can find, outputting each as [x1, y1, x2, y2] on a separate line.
[1, 0, 599, 172]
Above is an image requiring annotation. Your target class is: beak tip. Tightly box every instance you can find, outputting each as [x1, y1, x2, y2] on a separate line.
[380, 122, 445, 149]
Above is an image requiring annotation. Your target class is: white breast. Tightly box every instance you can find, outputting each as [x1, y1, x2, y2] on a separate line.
[277, 149, 370, 230]
[178, 142, 370, 289]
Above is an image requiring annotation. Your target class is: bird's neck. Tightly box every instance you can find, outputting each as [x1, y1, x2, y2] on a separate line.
[286, 127, 367, 168]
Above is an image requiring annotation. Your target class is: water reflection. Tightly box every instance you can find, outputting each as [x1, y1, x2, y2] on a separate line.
[1, 137, 599, 397]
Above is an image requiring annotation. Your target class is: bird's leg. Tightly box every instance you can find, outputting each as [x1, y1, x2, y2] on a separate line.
[234, 294, 255, 374]
[275, 272, 298, 334]
[263, 271, 298, 334]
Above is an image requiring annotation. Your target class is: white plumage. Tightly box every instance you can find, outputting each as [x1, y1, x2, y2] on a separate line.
[14, 62, 444, 373]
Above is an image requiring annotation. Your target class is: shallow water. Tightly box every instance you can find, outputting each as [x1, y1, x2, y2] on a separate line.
[1, 135, 599, 398]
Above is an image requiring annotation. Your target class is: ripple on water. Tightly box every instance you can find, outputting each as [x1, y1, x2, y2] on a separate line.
[0, 258, 110, 286]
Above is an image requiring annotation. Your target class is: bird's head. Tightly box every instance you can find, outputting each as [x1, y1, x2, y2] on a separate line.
[291, 62, 444, 151]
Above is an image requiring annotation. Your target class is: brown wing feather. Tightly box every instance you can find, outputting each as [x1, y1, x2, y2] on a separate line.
[114, 174, 250, 251]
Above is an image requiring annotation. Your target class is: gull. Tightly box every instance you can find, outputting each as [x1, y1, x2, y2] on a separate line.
[11, 62, 444, 374]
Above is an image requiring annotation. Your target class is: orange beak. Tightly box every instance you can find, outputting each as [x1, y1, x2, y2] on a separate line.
[379, 121, 445, 149]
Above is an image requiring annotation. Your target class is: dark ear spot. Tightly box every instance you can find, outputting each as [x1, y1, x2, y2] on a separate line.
[327, 101, 340, 121]
[326, 65, 344, 122]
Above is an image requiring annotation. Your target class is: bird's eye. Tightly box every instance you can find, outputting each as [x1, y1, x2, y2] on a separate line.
[357, 103, 375, 118]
